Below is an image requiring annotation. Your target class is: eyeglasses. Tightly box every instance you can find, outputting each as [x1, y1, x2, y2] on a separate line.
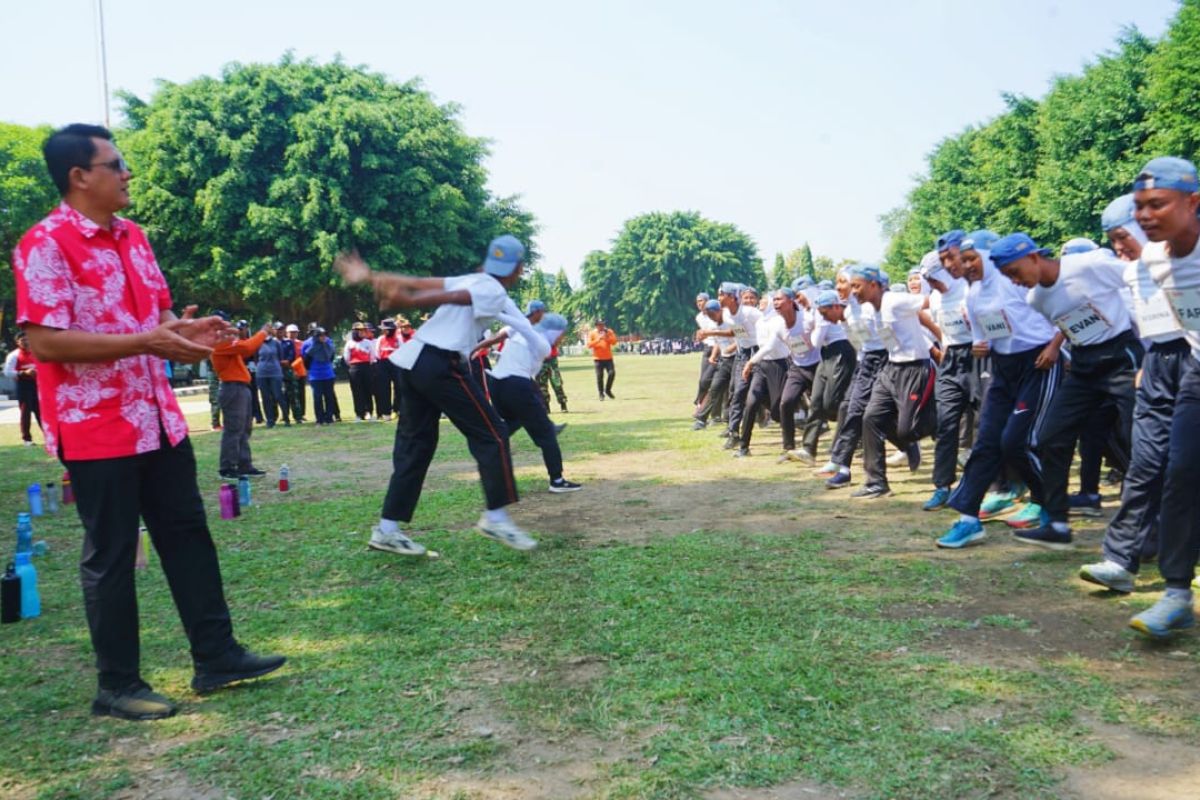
[83, 157, 130, 174]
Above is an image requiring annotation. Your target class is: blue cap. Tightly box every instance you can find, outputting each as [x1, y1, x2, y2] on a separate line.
[961, 230, 1000, 253]
[850, 263, 885, 284]
[536, 312, 568, 333]
[718, 281, 742, 296]
[1061, 238, 1098, 256]
[815, 290, 843, 308]
[936, 229, 966, 253]
[777, 287, 797, 300]
[817, 279, 833, 290]
[1134, 156, 1199, 193]
[482, 235, 525, 277]
[990, 233, 1052, 268]
[791, 276, 814, 292]
[704, 299, 720, 312]
[696, 292, 710, 302]
[1101, 194, 1137, 232]
[525, 299, 546, 315]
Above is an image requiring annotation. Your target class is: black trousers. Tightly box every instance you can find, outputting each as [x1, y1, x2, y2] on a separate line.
[725, 348, 756, 436]
[1102, 339, 1190, 573]
[348, 363, 374, 419]
[491, 375, 564, 481]
[248, 373, 263, 423]
[16, 379, 41, 443]
[381, 347, 518, 522]
[1035, 333, 1142, 523]
[829, 349, 889, 468]
[740, 358, 788, 448]
[695, 351, 716, 404]
[64, 435, 235, 690]
[372, 360, 401, 417]
[695, 357, 733, 423]
[862, 360, 936, 488]
[801, 340, 856, 455]
[594, 359, 615, 396]
[1157, 356, 1200, 589]
[779, 361, 817, 451]
[932, 344, 975, 489]
[948, 347, 1061, 517]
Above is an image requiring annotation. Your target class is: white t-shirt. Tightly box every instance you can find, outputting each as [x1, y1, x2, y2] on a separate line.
[1026, 250, 1132, 347]
[789, 308, 821, 367]
[1143, 238, 1200, 360]
[966, 261, 1056, 355]
[811, 313, 849, 350]
[391, 273, 511, 369]
[1125, 256, 1186, 345]
[929, 276, 973, 347]
[876, 292, 930, 363]
[725, 305, 762, 350]
[749, 312, 791, 362]
[490, 324, 554, 380]
[844, 294, 886, 353]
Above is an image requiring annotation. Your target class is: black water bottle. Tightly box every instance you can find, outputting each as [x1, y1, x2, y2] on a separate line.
[1, 563, 19, 624]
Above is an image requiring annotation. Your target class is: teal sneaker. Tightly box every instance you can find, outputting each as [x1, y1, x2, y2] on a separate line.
[1005, 503, 1045, 529]
[923, 487, 951, 511]
[979, 492, 1018, 521]
[937, 518, 986, 549]
[1130, 595, 1196, 639]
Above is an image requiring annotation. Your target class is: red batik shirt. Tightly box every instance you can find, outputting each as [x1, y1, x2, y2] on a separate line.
[12, 202, 189, 460]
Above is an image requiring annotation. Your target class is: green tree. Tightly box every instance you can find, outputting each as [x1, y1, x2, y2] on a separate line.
[1145, 0, 1200, 161]
[798, 243, 815, 280]
[549, 267, 574, 314]
[573, 211, 763, 336]
[770, 252, 788, 289]
[118, 55, 536, 325]
[0, 122, 57, 336]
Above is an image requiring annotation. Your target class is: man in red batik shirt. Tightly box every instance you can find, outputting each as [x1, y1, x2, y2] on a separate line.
[12, 123, 284, 721]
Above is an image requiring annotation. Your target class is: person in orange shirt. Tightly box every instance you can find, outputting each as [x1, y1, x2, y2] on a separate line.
[211, 315, 271, 479]
[586, 319, 618, 400]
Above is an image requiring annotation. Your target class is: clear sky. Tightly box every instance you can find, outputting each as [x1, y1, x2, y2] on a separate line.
[1, 0, 1182, 282]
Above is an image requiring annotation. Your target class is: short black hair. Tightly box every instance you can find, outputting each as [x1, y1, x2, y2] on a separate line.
[43, 123, 113, 196]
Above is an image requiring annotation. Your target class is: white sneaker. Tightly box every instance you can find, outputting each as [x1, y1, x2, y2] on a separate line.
[1079, 560, 1134, 594]
[476, 515, 538, 551]
[886, 449, 908, 467]
[368, 526, 426, 556]
[777, 449, 814, 465]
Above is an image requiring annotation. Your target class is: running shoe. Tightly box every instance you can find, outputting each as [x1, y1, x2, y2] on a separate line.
[886, 449, 908, 467]
[851, 484, 891, 500]
[979, 492, 1019, 521]
[368, 526, 427, 557]
[814, 461, 839, 478]
[1068, 492, 1103, 517]
[549, 478, 583, 493]
[1004, 503, 1045, 529]
[937, 518, 986, 549]
[733, 447, 751, 458]
[1079, 561, 1134, 594]
[476, 515, 538, 551]
[692, 419, 707, 431]
[825, 471, 852, 490]
[553, 422, 568, 436]
[1013, 524, 1073, 550]
[1130, 595, 1196, 639]
[923, 487, 951, 511]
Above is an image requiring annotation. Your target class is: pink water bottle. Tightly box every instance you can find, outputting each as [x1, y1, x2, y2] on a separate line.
[219, 484, 236, 520]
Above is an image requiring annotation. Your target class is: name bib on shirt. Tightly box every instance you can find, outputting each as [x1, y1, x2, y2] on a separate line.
[877, 325, 900, 352]
[977, 310, 1013, 341]
[1136, 290, 1183, 339]
[787, 335, 811, 357]
[1165, 288, 1200, 331]
[939, 309, 971, 341]
[732, 324, 748, 338]
[1053, 303, 1112, 346]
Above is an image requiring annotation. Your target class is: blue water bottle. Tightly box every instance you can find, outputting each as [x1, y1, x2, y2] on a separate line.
[14, 552, 39, 619]
[238, 476, 252, 507]
[16, 512, 33, 555]
[28, 484, 44, 517]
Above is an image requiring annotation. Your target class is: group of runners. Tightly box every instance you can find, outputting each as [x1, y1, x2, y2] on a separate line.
[690, 155, 1200, 640]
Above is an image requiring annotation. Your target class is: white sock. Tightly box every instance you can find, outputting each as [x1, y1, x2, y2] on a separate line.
[1051, 521, 1070, 534]
[838, 466, 850, 476]
[959, 514, 979, 525]
[484, 507, 511, 525]
[378, 519, 400, 534]
[1165, 587, 1193, 602]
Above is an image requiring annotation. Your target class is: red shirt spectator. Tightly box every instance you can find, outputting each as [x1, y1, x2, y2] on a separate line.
[13, 202, 188, 460]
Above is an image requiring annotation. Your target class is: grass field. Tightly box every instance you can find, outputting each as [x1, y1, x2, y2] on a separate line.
[1, 354, 1198, 800]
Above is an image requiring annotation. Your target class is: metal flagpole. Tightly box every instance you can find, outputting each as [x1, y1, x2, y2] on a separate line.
[96, 0, 111, 127]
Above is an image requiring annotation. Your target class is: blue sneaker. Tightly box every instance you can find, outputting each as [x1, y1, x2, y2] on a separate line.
[1004, 503, 1045, 529]
[937, 518, 986, 549]
[825, 471, 852, 490]
[1130, 595, 1196, 639]
[979, 492, 1018, 521]
[1013, 524, 1073, 550]
[923, 487, 951, 511]
[1068, 492, 1103, 517]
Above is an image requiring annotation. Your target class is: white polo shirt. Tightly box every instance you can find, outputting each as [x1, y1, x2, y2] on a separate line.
[966, 261, 1056, 355]
[391, 273, 510, 369]
[1026, 250, 1132, 347]
[490, 324, 554, 380]
[1125, 256, 1186, 345]
[1143, 237, 1200, 360]
[844, 294, 886, 353]
[876, 292, 930, 363]
[725, 305, 762, 350]
[929, 276, 974, 347]
[749, 312, 792, 362]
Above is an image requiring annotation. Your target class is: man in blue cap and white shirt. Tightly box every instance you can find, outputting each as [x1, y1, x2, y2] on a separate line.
[335, 235, 541, 553]
[992, 231, 1143, 551]
[1121, 156, 1200, 637]
[693, 297, 731, 429]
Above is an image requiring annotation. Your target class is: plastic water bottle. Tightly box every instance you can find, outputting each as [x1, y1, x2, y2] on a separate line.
[45, 482, 59, 513]
[278, 464, 290, 492]
[238, 476, 252, 507]
[14, 552, 39, 619]
[219, 484, 236, 519]
[27, 484, 44, 517]
[61, 471, 75, 505]
[1, 563, 19, 624]
[16, 513, 33, 555]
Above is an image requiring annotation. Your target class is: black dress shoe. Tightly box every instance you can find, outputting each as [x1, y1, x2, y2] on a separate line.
[192, 645, 286, 694]
[240, 467, 267, 477]
[219, 470, 241, 480]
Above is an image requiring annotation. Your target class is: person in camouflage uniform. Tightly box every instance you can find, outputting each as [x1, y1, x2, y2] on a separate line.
[525, 301, 568, 412]
[206, 358, 221, 429]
